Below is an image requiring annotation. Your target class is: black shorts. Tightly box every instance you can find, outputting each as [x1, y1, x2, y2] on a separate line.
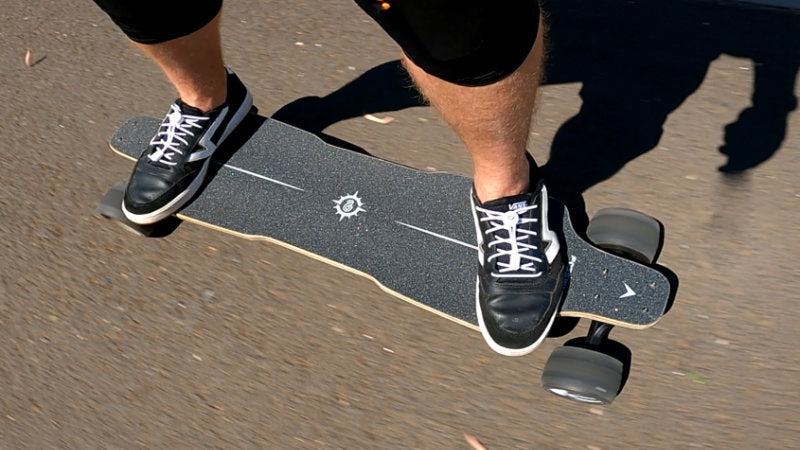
[91, 0, 540, 85]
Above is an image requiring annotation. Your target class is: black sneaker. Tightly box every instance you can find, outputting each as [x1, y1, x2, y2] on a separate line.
[472, 174, 565, 356]
[122, 68, 253, 224]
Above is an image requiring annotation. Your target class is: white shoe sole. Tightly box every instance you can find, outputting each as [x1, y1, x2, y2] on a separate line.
[475, 278, 561, 357]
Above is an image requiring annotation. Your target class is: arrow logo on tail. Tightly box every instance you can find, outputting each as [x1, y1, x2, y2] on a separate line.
[620, 283, 637, 298]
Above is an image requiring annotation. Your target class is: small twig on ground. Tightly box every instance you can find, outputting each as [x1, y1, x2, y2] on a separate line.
[464, 433, 488, 450]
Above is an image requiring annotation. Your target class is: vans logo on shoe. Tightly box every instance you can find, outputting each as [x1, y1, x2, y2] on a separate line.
[509, 201, 529, 211]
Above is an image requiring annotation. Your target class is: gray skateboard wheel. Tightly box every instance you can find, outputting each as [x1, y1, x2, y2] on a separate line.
[541, 345, 624, 404]
[586, 208, 662, 265]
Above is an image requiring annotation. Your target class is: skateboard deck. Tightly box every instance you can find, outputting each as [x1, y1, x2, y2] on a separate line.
[100, 115, 671, 330]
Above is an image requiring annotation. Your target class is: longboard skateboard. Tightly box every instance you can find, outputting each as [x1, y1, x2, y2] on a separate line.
[98, 114, 675, 404]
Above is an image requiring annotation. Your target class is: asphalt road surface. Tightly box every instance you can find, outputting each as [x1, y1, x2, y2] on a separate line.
[2, 0, 799, 448]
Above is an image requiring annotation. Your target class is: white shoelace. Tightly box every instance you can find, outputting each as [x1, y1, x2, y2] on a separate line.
[477, 204, 543, 278]
[148, 104, 209, 166]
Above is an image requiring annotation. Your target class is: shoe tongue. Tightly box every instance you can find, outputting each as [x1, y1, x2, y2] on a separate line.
[481, 193, 534, 213]
[175, 99, 205, 116]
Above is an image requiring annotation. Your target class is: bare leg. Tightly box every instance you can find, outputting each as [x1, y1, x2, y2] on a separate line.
[132, 12, 227, 113]
[402, 22, 545, 203]
[117, 9, 254, 225]
[405, 19, 563, 357]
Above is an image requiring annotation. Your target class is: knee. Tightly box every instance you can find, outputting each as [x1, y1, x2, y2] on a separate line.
[356, 0, 542, 86]
[91, 0, 222, 44]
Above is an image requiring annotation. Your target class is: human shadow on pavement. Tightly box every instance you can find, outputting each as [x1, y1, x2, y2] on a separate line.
[539, 0, 799, 226]
[532, 0, 795, 395]
[270, 0, 798, 232]
[272, 60, 424, 155]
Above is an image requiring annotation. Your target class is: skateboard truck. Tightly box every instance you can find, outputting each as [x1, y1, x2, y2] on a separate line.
[541, 207, 666, 405]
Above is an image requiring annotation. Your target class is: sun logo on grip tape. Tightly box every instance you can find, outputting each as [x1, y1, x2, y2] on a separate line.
[333, 192, 366, 221]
